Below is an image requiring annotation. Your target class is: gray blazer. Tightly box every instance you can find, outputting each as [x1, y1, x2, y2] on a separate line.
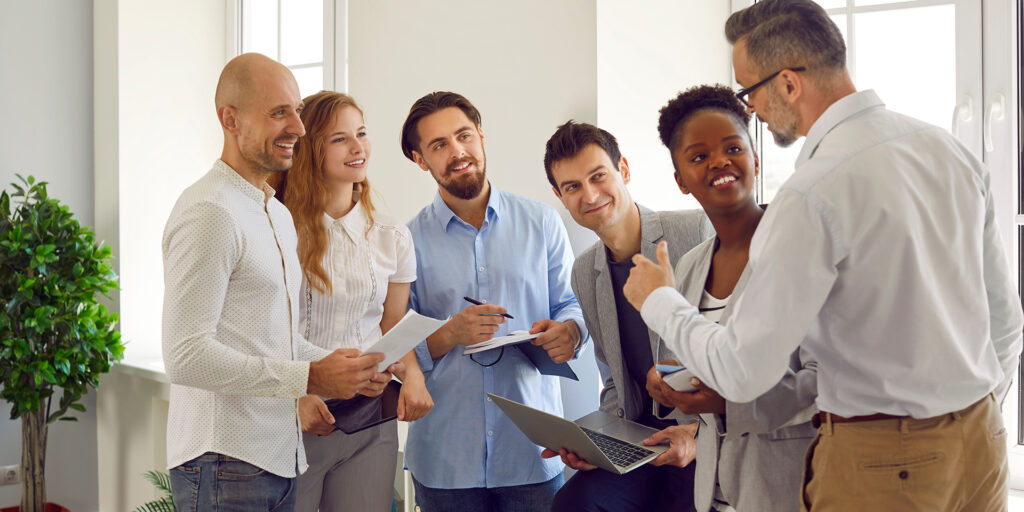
[671, 236, 818, 512]
[570, 204, 713, 420]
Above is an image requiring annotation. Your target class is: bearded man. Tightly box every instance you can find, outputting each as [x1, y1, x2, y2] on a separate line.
[399, 91, 588, 512]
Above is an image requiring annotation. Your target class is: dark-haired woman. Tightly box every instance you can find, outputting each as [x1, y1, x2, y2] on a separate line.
[646, 84, 817, 512]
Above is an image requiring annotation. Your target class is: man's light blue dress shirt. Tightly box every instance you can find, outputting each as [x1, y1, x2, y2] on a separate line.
[405, 185, 588, 489]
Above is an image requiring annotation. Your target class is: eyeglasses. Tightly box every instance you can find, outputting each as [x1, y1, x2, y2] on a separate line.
[469, 346, 504, 367]
[735, 66, 806, 108]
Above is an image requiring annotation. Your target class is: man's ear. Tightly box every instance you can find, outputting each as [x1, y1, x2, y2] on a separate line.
[411, 150, 430, 172]
[551, 185, 562, 200]
[779, 69, 803, 106]
[219, 105, 240, 134]
[618, 156, 631, 185]
[753, 152, 760, 178]
[477, 124, 485, 146]
[674, 170, 690, 195]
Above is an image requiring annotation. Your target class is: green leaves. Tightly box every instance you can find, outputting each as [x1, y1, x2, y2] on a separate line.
[133, 471, 176, 512]
[0, 174, 124, 423]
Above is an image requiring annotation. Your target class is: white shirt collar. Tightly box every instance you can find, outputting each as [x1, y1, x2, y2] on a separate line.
[796, 90, 885, 167]
[324, 199, 368, 242]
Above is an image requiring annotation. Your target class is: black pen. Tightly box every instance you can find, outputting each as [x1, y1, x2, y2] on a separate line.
[463, 296, 514, 319]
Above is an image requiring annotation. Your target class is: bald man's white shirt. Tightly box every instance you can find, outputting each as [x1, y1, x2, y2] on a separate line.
[641, 90, 1023, 418]
[162, 160, 332, 477]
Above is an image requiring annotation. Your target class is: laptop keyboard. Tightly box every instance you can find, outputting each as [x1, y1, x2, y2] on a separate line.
[580, 427, 654, 467]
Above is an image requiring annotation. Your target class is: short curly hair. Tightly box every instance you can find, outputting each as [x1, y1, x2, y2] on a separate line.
[657, 84, 752, 164]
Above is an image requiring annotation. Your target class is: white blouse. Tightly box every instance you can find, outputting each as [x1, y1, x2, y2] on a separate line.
[300, 199, 416, 352]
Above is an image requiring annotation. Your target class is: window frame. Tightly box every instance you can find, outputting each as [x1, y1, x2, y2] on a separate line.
[226, 0, 345, 94]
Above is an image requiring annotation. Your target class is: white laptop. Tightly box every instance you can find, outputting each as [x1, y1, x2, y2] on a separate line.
[488, 393, 668, 474]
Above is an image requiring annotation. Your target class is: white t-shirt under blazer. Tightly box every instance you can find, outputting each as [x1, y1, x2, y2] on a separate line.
[301, 199, 417, 351]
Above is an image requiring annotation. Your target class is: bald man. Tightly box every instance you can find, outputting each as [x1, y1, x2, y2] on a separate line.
[161, 53, 394, 512]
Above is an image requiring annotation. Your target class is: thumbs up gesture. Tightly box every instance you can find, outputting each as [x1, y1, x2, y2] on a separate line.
[624, 241, 676, 312]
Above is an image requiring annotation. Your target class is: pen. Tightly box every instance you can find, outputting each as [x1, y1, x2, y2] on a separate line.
[463, 296, 514, 319]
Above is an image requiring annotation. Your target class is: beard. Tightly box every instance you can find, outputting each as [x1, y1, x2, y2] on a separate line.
[437, 153, 487, 200]
[761, 85, 800, 148]
[241, 138, 294, 174]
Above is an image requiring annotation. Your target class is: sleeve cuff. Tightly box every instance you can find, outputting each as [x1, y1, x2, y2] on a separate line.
[265, 359, 310, 399]
[639, 286, 696, 332]
[414, 340, 434, 373]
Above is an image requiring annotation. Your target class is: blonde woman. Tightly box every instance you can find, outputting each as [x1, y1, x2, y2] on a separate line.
[270, 91, 433, 511]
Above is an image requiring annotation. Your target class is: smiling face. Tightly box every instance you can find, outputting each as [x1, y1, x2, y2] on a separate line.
[322, 105, 371, 186]
[412, 107, 487, 200]
[550, 143, 633, 234]
[234, 67, 306, 174]
[672, 109, 759, 215]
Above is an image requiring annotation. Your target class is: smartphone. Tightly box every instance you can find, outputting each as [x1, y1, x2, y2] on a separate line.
[656, 364, 697, 392]
[656, 364, 686, 375]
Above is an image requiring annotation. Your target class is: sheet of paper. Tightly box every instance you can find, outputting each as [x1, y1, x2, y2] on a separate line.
[361, 310, 447, 370]
[463, 330, 538, 355]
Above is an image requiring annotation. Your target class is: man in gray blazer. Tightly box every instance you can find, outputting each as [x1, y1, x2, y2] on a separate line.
[540, 121, 712, 511]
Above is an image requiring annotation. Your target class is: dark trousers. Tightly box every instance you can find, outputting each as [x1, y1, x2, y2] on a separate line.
[552, 462, 697, 512]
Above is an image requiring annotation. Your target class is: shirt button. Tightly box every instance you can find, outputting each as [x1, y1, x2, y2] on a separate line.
[487, 396, 493, 402]
[478, 266, 485, 272]
[617, 409, 624, 417]
[487, 430, 494, 436]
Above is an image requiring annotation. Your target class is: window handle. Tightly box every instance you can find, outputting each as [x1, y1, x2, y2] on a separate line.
[983, 93, 1006, 153]
[951, 95, 973, 138]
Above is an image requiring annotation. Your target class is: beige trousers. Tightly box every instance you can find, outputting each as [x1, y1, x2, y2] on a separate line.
[801, 395, 1008, 512]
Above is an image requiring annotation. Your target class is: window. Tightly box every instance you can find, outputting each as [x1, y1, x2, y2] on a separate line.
[755, 0, 977, 202]
[234, 0, 341, 97]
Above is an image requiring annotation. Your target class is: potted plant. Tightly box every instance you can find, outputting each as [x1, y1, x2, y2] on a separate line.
[0, 175, 124, 512]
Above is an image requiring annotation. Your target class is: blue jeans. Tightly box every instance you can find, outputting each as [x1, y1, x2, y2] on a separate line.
[413, 474, 564, 512]
[170, 452, 296, 512]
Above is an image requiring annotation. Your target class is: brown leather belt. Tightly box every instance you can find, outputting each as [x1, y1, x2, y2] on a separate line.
[811, 395, 992, 429]
[812, 411, 904, 428]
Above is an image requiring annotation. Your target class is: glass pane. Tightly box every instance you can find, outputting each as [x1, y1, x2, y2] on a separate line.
[280, 0, 323, 66]
[854, 5, 955, 131]
[241, 0, 278, 60]
[815, 0, 847, 9]
[857, 0, 952, 6]
[291, 66, 324, 99]
[830, 14, 847, 47]
[760, 141, 802, 203]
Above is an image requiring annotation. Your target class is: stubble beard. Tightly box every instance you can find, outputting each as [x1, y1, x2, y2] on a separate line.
[763, 85, 800, 148]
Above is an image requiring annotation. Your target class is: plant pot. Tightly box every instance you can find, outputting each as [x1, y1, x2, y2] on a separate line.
[0, 503, 70, 512]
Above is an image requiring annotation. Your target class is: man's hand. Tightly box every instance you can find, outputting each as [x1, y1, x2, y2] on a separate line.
[397, 368, 434, 421]
[624, 241, 675, 312]
[541, 448, 598, 471]
[661, 378, 727, 415]
[307, 349, 385, 399]
[426, 304, 508, 358]
[298, 395, 336, 436]
[646, 359, 681, 408]
[530, 319, 580, 364]
[644, 423, 697, 468]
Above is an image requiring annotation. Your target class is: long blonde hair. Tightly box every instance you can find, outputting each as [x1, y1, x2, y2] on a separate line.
[268, 91, 376, 294]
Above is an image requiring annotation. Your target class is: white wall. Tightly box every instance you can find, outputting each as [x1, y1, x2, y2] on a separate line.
[114, 0, 227, 363]
[0, 1, 99, 509]
[93, 0, 227, 509]
[597, 0, 732, 212]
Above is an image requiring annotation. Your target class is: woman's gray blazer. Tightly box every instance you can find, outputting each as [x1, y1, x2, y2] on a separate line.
[669, 236, 818, 512]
